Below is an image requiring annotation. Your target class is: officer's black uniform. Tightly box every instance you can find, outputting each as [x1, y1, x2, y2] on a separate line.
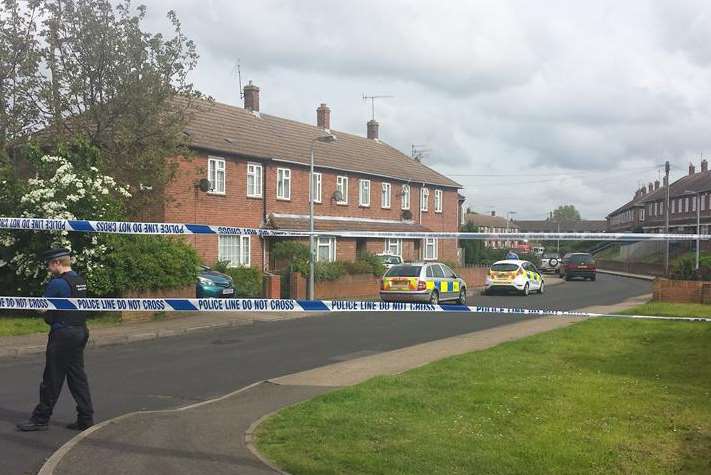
[17, 248, 94, 432]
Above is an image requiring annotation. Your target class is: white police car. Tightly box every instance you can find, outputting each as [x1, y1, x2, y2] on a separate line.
[484, 260, 544, 296]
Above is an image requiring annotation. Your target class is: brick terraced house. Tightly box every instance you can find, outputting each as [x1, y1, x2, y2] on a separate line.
[607, 160, 711, 235]
[155, 84, 464, 270]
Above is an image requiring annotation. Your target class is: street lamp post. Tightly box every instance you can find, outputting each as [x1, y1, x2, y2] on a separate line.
[506, 211, 516, 248]
[309, 133, 337, 300]
[684, 190, 702, 271]
[664, 161, 670, 276]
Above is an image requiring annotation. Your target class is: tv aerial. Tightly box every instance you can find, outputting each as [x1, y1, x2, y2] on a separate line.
[362, 93, 394, 121]
[411, 144, 431, 162]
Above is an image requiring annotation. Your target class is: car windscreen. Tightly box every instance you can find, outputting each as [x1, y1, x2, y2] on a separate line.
[381, 256, 402, 265]
[385, 265, 422, 277]
[569, 254, 594, 264]
[490, 263, 519, 272]
[543, 253, 560, 259]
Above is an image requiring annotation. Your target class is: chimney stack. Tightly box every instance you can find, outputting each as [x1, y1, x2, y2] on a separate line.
[702, 159, 708, 172]
[490, 210, 496, 217]
[316, 103, 331, 129]
[654, 180, 660, 190]
[648, 182, 653, 193]
[663, 176, 669, 187]
[367, 119, 379, 140]
[243, 80, 260, 112]
[689, 162, 696, 175]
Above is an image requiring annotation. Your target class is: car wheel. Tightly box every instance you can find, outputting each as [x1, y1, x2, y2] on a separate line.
[564, 275, 571, 281]
[521, 283, 530, 296]
[591, 275, 596, 281]
[538, 281, 544, 294]
[429, 290, 439, 305]
[457, 288, 467, 304]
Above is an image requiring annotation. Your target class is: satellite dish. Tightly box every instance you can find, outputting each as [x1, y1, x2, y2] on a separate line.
[401, 210, 413, 221]
[197, 178, 212, 193]
[332, 190, 344, 202]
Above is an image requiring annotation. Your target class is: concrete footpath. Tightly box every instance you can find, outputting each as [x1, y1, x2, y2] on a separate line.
[39, 292, 649, 475]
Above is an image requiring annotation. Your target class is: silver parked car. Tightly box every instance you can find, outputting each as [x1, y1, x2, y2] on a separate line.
[380, 262, 467, 304]
[539, 253, 561, 274]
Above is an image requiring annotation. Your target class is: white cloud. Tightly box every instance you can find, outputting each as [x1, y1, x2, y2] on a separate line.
[141, 0, 711, 218]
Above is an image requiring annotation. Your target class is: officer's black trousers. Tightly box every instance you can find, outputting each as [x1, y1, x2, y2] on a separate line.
[32, 326, 94, 424]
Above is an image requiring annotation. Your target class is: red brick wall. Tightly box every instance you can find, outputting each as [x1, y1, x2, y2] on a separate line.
[653, 278, 711, 304]
[315, 273, 381, 299]
[162, 153, 461, 270]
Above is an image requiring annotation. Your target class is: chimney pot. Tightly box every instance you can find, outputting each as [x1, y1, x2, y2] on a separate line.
[648, 182, 653, 192]
[702, 159, 708, 172]
[491, 211, 496, 217]
[654, 180, 660, 190]
[689, 162, 696, 175]
[243, 80, 260, 112]
[316, 103, 331, 129]
[367, 119, 379, 140]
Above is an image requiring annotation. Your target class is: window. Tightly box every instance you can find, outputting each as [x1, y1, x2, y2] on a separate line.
[336, 176, 348, 204]
[381, 182, 391, 209]
[401, 184, 410, 210]
[218, 235, 250, 267]
[430, 264, 445, 278]
[640, 208, 645, 221]
[359, 179, 371, 207]
[312, 172, 322, 203]
[385, 238, 402, 256]
[441, 265, 456, 278]
[702, 194, 707, 211]
[276, 168, 291, 200]
[208, 157, 226, 194]
[692, 196, 697, 212]
[672, 200, 676, 214]
[246, 163, 262, 197]
[421, 187, 429, 212]
[434, 189, 443, 213]
[424, 238, 438, 260]
[684, 198, 689, 212]
[316, 237, 336, 262]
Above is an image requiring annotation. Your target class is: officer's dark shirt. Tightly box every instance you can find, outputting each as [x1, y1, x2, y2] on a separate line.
[43, 271, 79, 330]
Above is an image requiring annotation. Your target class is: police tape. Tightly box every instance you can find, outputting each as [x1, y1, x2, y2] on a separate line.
[0, 297, 709, 322]
[1, 216, 710, 241]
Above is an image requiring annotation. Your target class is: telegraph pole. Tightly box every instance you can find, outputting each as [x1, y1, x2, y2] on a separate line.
[664, 160, 671, 276]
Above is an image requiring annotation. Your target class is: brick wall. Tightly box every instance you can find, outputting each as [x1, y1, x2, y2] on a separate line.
[653, 278, 711, 304]
[597, 259, 666, 277]
[315, 273, 381, 299]
[454, 266, 488, 288]
[120, 284, 195, 321]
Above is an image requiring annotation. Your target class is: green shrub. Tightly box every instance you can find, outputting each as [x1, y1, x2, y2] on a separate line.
[315, 261, 346, 281]
[91, 235, 200, 296]
[223, 267, 263, 297]
[272, 241, 310, 275]
[672, 253, 711, 281]
[347, 252, 386, 276]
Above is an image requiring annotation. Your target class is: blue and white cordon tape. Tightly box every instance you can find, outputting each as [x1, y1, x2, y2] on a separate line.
[1, 216, 710, 241]
[1, 297, 709, 322]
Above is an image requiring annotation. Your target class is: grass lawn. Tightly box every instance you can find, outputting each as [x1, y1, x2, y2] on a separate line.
[619, 301, 711, 318]
[257, 318, 711, 474]
[0, 314, 121, 337]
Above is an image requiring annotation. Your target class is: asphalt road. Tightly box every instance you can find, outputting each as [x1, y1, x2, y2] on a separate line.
[0, 273, 650, 475]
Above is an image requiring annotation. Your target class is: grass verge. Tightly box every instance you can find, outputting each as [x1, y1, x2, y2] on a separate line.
[618, 301, 711, 318]
[257, 318, 711, 474]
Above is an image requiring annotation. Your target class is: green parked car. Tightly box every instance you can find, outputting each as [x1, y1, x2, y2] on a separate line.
[196, 265, 235, 298]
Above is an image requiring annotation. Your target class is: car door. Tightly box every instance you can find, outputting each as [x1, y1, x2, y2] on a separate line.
[522, 262, 538, 290]
[528, 262, 542, 290]
[430, 264, 449, 299]
[440, 264, 459, 300]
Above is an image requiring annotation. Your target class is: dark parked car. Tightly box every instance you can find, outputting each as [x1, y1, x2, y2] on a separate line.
[196, 265, 235, 298]
[560, 253, 596, 281]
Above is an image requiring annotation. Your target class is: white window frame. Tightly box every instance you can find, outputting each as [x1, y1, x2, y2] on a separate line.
[421, 187, 429, 212]
[423, 237, 438, 260]
[672, 200, 676, 214]
[384, 238, 402, 257]
[218, 235, 250, 267]
[640, 208, 645, 221]
[246, 162, 262, 198]
[359, 179, 371, 207]
[208, 157, 226, 195]
[692, 196, 697, 212]
[702, 194, 707, 211]
[401, 184, 410, 210]
[381, 182, 391, 209]
[276, 168, 291, 200]
[312, 172, 322, 204]
[336, 176, 349, 205]
[316, 236, 336, 262]
[434, 189, 443, 213]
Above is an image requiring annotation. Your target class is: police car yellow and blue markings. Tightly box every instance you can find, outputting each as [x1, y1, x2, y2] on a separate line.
[383, 277, 460, 292]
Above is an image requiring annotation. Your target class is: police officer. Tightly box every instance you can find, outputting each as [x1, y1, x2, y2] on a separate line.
[17, 248, 95, 432]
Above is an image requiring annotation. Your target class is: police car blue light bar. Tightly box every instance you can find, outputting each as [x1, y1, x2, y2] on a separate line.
[1, 217, 710, 241]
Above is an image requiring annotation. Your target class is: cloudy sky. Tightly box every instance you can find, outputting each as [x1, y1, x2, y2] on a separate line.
[140, 0, 711, 220]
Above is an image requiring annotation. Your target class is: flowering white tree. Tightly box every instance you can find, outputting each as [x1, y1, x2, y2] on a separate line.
[1, 150, 130, 295]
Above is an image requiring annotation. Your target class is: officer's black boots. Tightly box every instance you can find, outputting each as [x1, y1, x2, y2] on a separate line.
[66, 421, 93, 431]
[16, 420, 49, 432]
